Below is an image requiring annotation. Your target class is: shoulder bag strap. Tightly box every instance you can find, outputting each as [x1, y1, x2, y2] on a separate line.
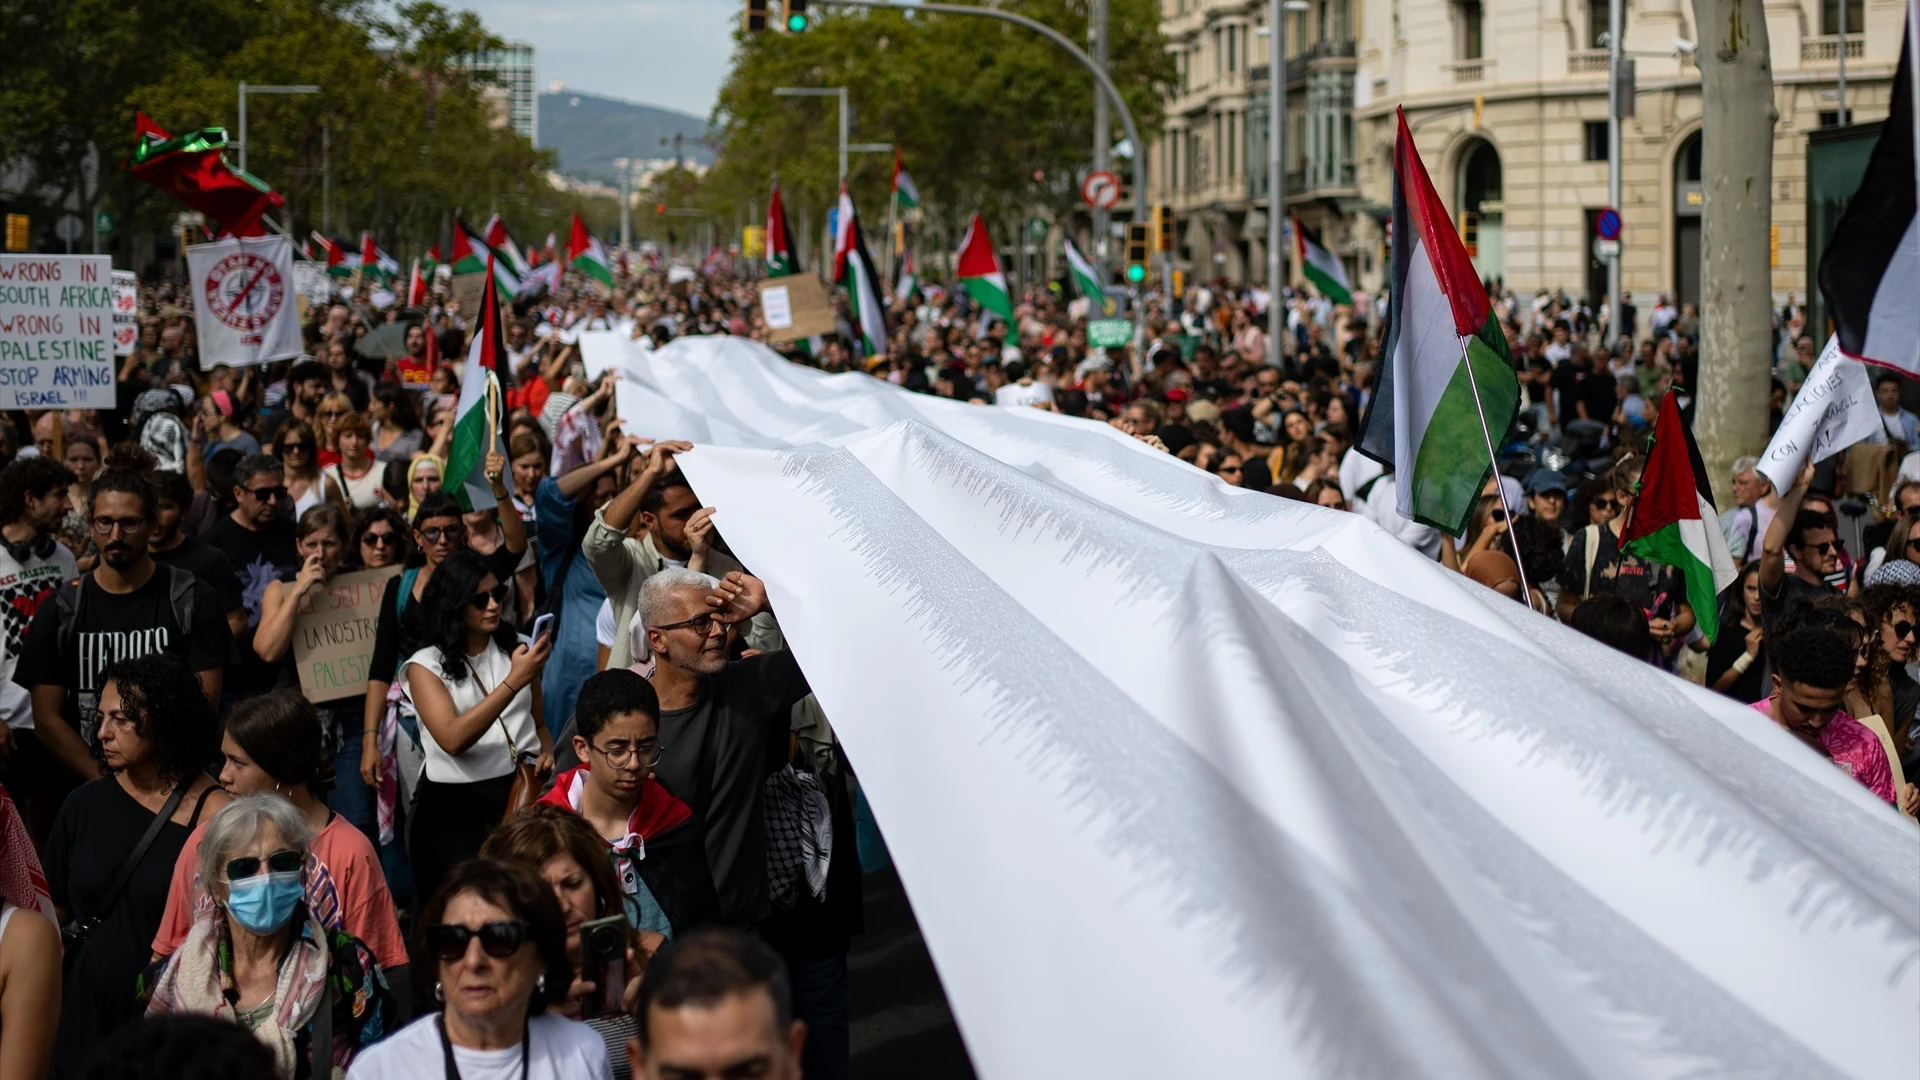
[91, 780, 192, 926]
[1583, 524, 1602, 599]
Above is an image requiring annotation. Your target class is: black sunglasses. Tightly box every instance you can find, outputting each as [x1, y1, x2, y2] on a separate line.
[419, 524, 467, 545]
[362, 530, 399, 547]
[246, 485, 288, 502]
[1893, 621, 1917, 641]
[1802, 540, 1838, 555]
[469, 583, 511, 611]
[281, 442, 314, 454]
[425, 919, 528, 961]
[226, 850, 303, 880]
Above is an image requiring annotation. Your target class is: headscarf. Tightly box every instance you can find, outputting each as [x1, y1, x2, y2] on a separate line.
[406, 454, 446, 520]
[140, 412, 191, 475]
[0, 784, 50, 916]
[145, 906, 332, 1078]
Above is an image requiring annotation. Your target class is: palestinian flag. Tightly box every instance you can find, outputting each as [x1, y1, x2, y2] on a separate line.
[484, 214, 532, 276]
[1293, 213, 1354, 304]
[893, 150, 921, 211]
[1620, 391, 1738, 642]
[1817, 27, 1918, 374]
[445, 252, 508, 512]
[517, 260, 561, 298]
[1355, 107, 1520, 535]
[833, 184, 889, 358]
[125, 113, 282, 238]
[956, 213, 1015, 330]
[453, 219, 520, 295]
[423, 245, 443, 275]
[567, 213, 615, 293]
[298, 237, 315, 262]
[894, 237, 918, 301]
[359, 233, 399, 282]
[312, 233, 359, 278]
[1062, 234, 1114, 316]
[406, 260, 428, 307]
[766, 184, 803, 277]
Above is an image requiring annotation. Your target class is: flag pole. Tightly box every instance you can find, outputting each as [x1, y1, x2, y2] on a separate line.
[1456, 335, 1535, 608]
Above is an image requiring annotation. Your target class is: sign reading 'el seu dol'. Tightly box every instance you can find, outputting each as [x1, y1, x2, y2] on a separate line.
[292, 567, 400, 702]
[0, 255, 116, 408]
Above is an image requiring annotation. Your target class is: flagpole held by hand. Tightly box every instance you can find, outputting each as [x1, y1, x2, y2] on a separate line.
[1456, 334, 1534, 606]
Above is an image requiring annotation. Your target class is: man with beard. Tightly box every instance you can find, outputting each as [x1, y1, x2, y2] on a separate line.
[262, 359, 328, 434]
[199, 453, 299, 697]
[20, 465, 230, 779]
[0, 457, 78, 772]
[147, 469, 244, 638]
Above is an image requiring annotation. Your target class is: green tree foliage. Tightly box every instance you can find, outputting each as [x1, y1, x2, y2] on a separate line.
[0, 0, 614, 265]
[703, 0, 1170, 256]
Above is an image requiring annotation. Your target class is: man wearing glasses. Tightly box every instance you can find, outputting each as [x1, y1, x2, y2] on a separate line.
[1758, 462, 1844, 633]
[201, 453, 300, 699]
[19, 470, 231, 780]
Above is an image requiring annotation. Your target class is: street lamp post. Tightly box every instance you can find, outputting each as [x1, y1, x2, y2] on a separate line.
[236, 82, 321, 175]
[1606, 1, 1623, 344]
[849, 141, 895, 277]
[1263, 0, 1309, 371]
[774, 86, 849, 188]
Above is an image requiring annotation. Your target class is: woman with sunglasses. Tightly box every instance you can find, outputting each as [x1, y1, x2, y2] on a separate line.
[346, 858, 610, 1080]
[152, 692, 407, 998]
[322, 412, 385, 511]
[143, 794, 397, 1079]
[1854, 584, 1919, 743]
[347, 507, 413, 572]
[44, 654, 228, 1070]
[403, 550, 554, 908]
[313, 392, 356, 469]
[368, 383, 425, 464]
[272, 419, 328, 519]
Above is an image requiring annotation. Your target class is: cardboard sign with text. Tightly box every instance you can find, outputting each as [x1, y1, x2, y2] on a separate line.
[292, 567, 401, 702]
[449, 272, 489, 314]
[0, 255, 116, 408]
[757, 275, 835, 343]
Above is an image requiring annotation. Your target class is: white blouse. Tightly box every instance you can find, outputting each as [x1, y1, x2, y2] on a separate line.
[403, 641, 537, 784]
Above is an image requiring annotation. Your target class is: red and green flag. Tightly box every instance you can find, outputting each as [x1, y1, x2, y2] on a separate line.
[1619, 391, 1738, 642]
[311, 233, 359, 278]
[453, 219, 521, 295]
[566, 213, 615, 292]
[956, 214, 1014, 330]
[359, 233, 399, 282]
[125, 113, 282, 238]
[1353, 107, 1520, 535]
[445, 252, 508, 512]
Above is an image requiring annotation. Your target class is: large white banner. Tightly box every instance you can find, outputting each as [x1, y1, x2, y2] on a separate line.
[0, 254, 115, 408]
[187, 235, 303, 368]
[632, 337, 1918, 1079]
[1759, 334, 1881, 494]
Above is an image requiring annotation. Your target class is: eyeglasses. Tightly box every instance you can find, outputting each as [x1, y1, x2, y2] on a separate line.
[1893, 621, 1917, 641]
[590, 739, 664, 768]
[226, 850, 303, 881]
[90, 515, 149, 536]
[419, 524, 466, 545]
[424, 920, 529, 962]
[361, 530, 398, 548]
[468, 583, 511, 611]
[653, 612, 720, 636]
[245, 485, 287, 502]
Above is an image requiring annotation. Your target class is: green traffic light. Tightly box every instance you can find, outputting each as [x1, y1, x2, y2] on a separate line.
[1126, 264, 1146, 283]
[787, 13, 808, 29]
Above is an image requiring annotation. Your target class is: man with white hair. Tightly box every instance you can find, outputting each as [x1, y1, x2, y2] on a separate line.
[1720, 455, 1777, 564]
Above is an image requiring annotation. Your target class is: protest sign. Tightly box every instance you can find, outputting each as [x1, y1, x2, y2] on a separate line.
[0, 254, 116, 408]
[187, 235, 303, 368]
[450, 272, 488, 313]
[112, 270, 138, 356]
[1757, 335, 1880, 494]
[1087, 318, 1133, 348]
[291, 566, 400, 702]
[757, 275, 834, 343]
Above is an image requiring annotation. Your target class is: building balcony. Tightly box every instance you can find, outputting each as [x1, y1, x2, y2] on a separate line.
[1801, 36, 1864, 64]
[1567, 49, 1608, 75]
[1443, 58, 1491, 83]
[1247, 40, 1354, 87]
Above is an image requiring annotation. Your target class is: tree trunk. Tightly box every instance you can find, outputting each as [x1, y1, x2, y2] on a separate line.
[1689, 0, 1775, 508]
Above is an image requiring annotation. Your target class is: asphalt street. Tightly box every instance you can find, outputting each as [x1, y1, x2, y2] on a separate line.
[849, 863, 978, 1079]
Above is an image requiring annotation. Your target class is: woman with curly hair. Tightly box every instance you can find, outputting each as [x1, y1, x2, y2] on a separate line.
[44, 654, 228, 1070]
[1854, 584, 1920, 758]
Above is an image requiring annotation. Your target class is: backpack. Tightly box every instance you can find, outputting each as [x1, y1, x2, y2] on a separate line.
[52, 564, 200, 661]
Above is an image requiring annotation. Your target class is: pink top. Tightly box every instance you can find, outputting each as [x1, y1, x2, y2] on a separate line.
[1749, 701, 1897, 805]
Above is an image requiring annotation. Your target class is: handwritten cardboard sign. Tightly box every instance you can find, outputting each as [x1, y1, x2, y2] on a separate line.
[0, 255, 116, 408]
[757, 275, 834, 343]
[292, 566, 400, 702]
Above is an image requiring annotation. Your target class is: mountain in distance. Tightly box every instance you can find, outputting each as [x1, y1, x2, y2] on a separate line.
[538, 89, 710, 183]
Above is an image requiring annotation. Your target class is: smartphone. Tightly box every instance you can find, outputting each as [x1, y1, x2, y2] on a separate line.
[530, 612, 555, 643]
[577, 914, 627, 1021]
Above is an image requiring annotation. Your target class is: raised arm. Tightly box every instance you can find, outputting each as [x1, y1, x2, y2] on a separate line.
[600, 441, 694, 533]
[1759, 463, 1815, 592]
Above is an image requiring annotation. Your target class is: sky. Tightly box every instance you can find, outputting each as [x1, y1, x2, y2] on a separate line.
[459, 0, 736, 119]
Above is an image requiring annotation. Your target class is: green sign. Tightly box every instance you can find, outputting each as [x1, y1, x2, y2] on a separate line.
[95, 211, 114, 235]
[1087, 318, 1132, 348]
[1027, 217, 1049, 241]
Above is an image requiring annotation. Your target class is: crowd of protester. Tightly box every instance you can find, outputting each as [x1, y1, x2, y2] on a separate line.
[0, 255, 1910, 1079]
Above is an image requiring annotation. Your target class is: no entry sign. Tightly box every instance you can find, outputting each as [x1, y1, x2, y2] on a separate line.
[1081, 171, 1121, 211]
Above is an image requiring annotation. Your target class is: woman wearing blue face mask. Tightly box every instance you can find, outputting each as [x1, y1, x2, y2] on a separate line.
[141, 794, 397, 1079]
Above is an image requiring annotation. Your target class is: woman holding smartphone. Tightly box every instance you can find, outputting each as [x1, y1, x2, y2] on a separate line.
[403, 550, 554, 908]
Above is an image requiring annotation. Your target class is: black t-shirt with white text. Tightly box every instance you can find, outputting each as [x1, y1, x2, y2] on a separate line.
[20, 568, 231, 740]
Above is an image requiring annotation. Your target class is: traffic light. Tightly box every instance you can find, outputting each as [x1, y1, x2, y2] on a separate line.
[743, 0, 770, 32]
[1458, 212, 1479, 257]
[1152, 205, 1173, 253]
[1124, 221, 1151, 283]
[784, 0, 809, 32]
[3, 215, 27, 252]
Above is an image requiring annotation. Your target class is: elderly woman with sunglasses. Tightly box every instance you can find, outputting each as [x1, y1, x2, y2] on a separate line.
[403, 550, 554, 908]
[143, 794, 396, 1079]
[346, 858, 611, 1080]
